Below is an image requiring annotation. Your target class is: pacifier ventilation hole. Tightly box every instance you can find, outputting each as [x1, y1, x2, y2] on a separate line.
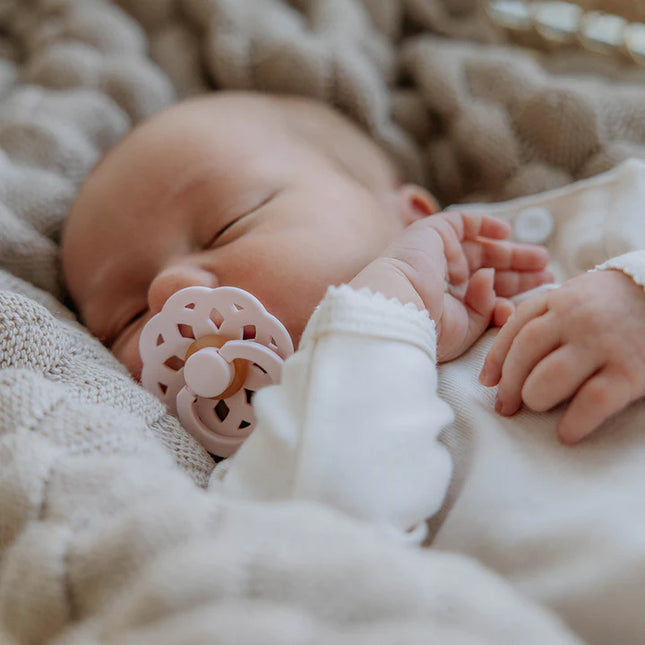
[215, 399, 229, 421]
[209, 308, 224, 328]
[163, 356, 185, 371]
[178, 323, 195, 339]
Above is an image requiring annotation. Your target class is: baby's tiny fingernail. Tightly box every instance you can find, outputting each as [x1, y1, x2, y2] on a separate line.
[479, 364, 490, 384]
[495, 396, 503, 414]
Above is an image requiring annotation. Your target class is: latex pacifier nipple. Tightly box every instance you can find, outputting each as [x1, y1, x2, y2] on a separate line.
[139, 286, 294, 457]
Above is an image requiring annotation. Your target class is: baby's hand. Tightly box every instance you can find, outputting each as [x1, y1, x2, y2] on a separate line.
[350, 210, 552, 362]
[480, 270, 645, 444]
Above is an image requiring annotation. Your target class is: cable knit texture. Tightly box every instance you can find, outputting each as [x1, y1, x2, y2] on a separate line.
[0, 0, 643, 642]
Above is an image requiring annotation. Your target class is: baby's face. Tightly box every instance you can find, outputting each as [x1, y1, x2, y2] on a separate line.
[62, 93, 429, 377]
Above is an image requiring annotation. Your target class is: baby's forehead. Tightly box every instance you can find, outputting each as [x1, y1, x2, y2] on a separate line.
[68, 92, 397, 231]
[98, 97, 295, 177]
[124, 93, 392, 174]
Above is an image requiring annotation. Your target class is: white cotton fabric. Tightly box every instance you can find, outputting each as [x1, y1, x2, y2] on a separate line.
[451, 157, 645, 284]
[595, 250, 645, 285]
[433, 324, 645, 645]
[221, 286, 453, 540]
[430, 164, 645, 645]
[222, 159, 645, 645]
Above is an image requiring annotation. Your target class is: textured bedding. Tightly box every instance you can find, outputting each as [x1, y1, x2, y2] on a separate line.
[1, 1, 645, 643]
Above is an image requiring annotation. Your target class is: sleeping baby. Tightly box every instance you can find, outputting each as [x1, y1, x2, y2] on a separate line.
[61, 92, 645, 645]
[61, 91, 550, 373]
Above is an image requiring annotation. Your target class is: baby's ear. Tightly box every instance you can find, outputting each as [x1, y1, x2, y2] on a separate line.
[396, 184, 439, 225]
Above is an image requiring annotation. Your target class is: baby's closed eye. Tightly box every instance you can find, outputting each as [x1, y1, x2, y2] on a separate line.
[205, 189, 280, 249]
[108, 308, 149, 350]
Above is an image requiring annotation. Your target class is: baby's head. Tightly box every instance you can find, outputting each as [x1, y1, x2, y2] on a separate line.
[62, 92, 437, 376]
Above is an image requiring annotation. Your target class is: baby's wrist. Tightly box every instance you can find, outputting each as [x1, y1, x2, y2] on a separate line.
[349, 259, 425, 311]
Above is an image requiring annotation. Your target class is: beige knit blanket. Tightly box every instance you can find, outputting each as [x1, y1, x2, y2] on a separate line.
[1, 0, 644, 642]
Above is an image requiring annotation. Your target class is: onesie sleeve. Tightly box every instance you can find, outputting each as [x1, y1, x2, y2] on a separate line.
[594, 250, 645, 289]
[217, 285, 454, 543]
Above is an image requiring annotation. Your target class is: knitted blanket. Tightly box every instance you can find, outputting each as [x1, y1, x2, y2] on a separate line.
[2, 0, 644, 642]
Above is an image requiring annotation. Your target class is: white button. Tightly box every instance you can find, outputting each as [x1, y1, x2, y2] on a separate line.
[512, 207, 555, 244]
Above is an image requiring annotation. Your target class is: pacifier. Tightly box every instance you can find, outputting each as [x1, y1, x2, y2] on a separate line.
[139, 286, 294, 457]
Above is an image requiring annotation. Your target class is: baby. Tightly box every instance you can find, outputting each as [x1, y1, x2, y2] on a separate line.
[62, 91, 550, 373]
[61, 92, 645, 644]
[62, 91, 645, 444]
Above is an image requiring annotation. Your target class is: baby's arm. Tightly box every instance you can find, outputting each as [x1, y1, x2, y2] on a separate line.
[220, 212, 551, 539]
[480, 251, 645, 444]
[221, 284, 454, 540]
[351, 210, 552, 361]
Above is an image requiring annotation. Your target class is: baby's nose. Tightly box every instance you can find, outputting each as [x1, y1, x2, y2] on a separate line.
[147, 265, 218, 315]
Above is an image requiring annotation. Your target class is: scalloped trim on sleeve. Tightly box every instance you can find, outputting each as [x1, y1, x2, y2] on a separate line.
[300, 284, 437, 362]
[593, 250, 645, 290]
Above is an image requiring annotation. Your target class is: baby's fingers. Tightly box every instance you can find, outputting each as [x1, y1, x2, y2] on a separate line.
[463, 237, 550, 274]
[494, 313, 562, 415]
[450, 267, 496, 361]
[438, 267, 496, 362]
[492, 298, 514, 327]
[557, 369, 633, 444]
[465, 212, 511, 240]
[519, 344, 599, 413]
[479, 292, 549, 386]
[493, 269, 554, 298]
[441, 211, 511, 242]
[464, 267, 497, 321]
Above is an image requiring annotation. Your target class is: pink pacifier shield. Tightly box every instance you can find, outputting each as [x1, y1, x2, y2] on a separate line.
[139, 286, 294, 457]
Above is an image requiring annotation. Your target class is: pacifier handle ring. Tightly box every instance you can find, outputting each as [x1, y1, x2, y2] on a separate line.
[184, 334, 248, 400]
[176, 386, 248, 457]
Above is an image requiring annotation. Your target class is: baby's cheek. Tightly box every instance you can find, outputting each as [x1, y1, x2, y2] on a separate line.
[113, 335, 143, 380]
